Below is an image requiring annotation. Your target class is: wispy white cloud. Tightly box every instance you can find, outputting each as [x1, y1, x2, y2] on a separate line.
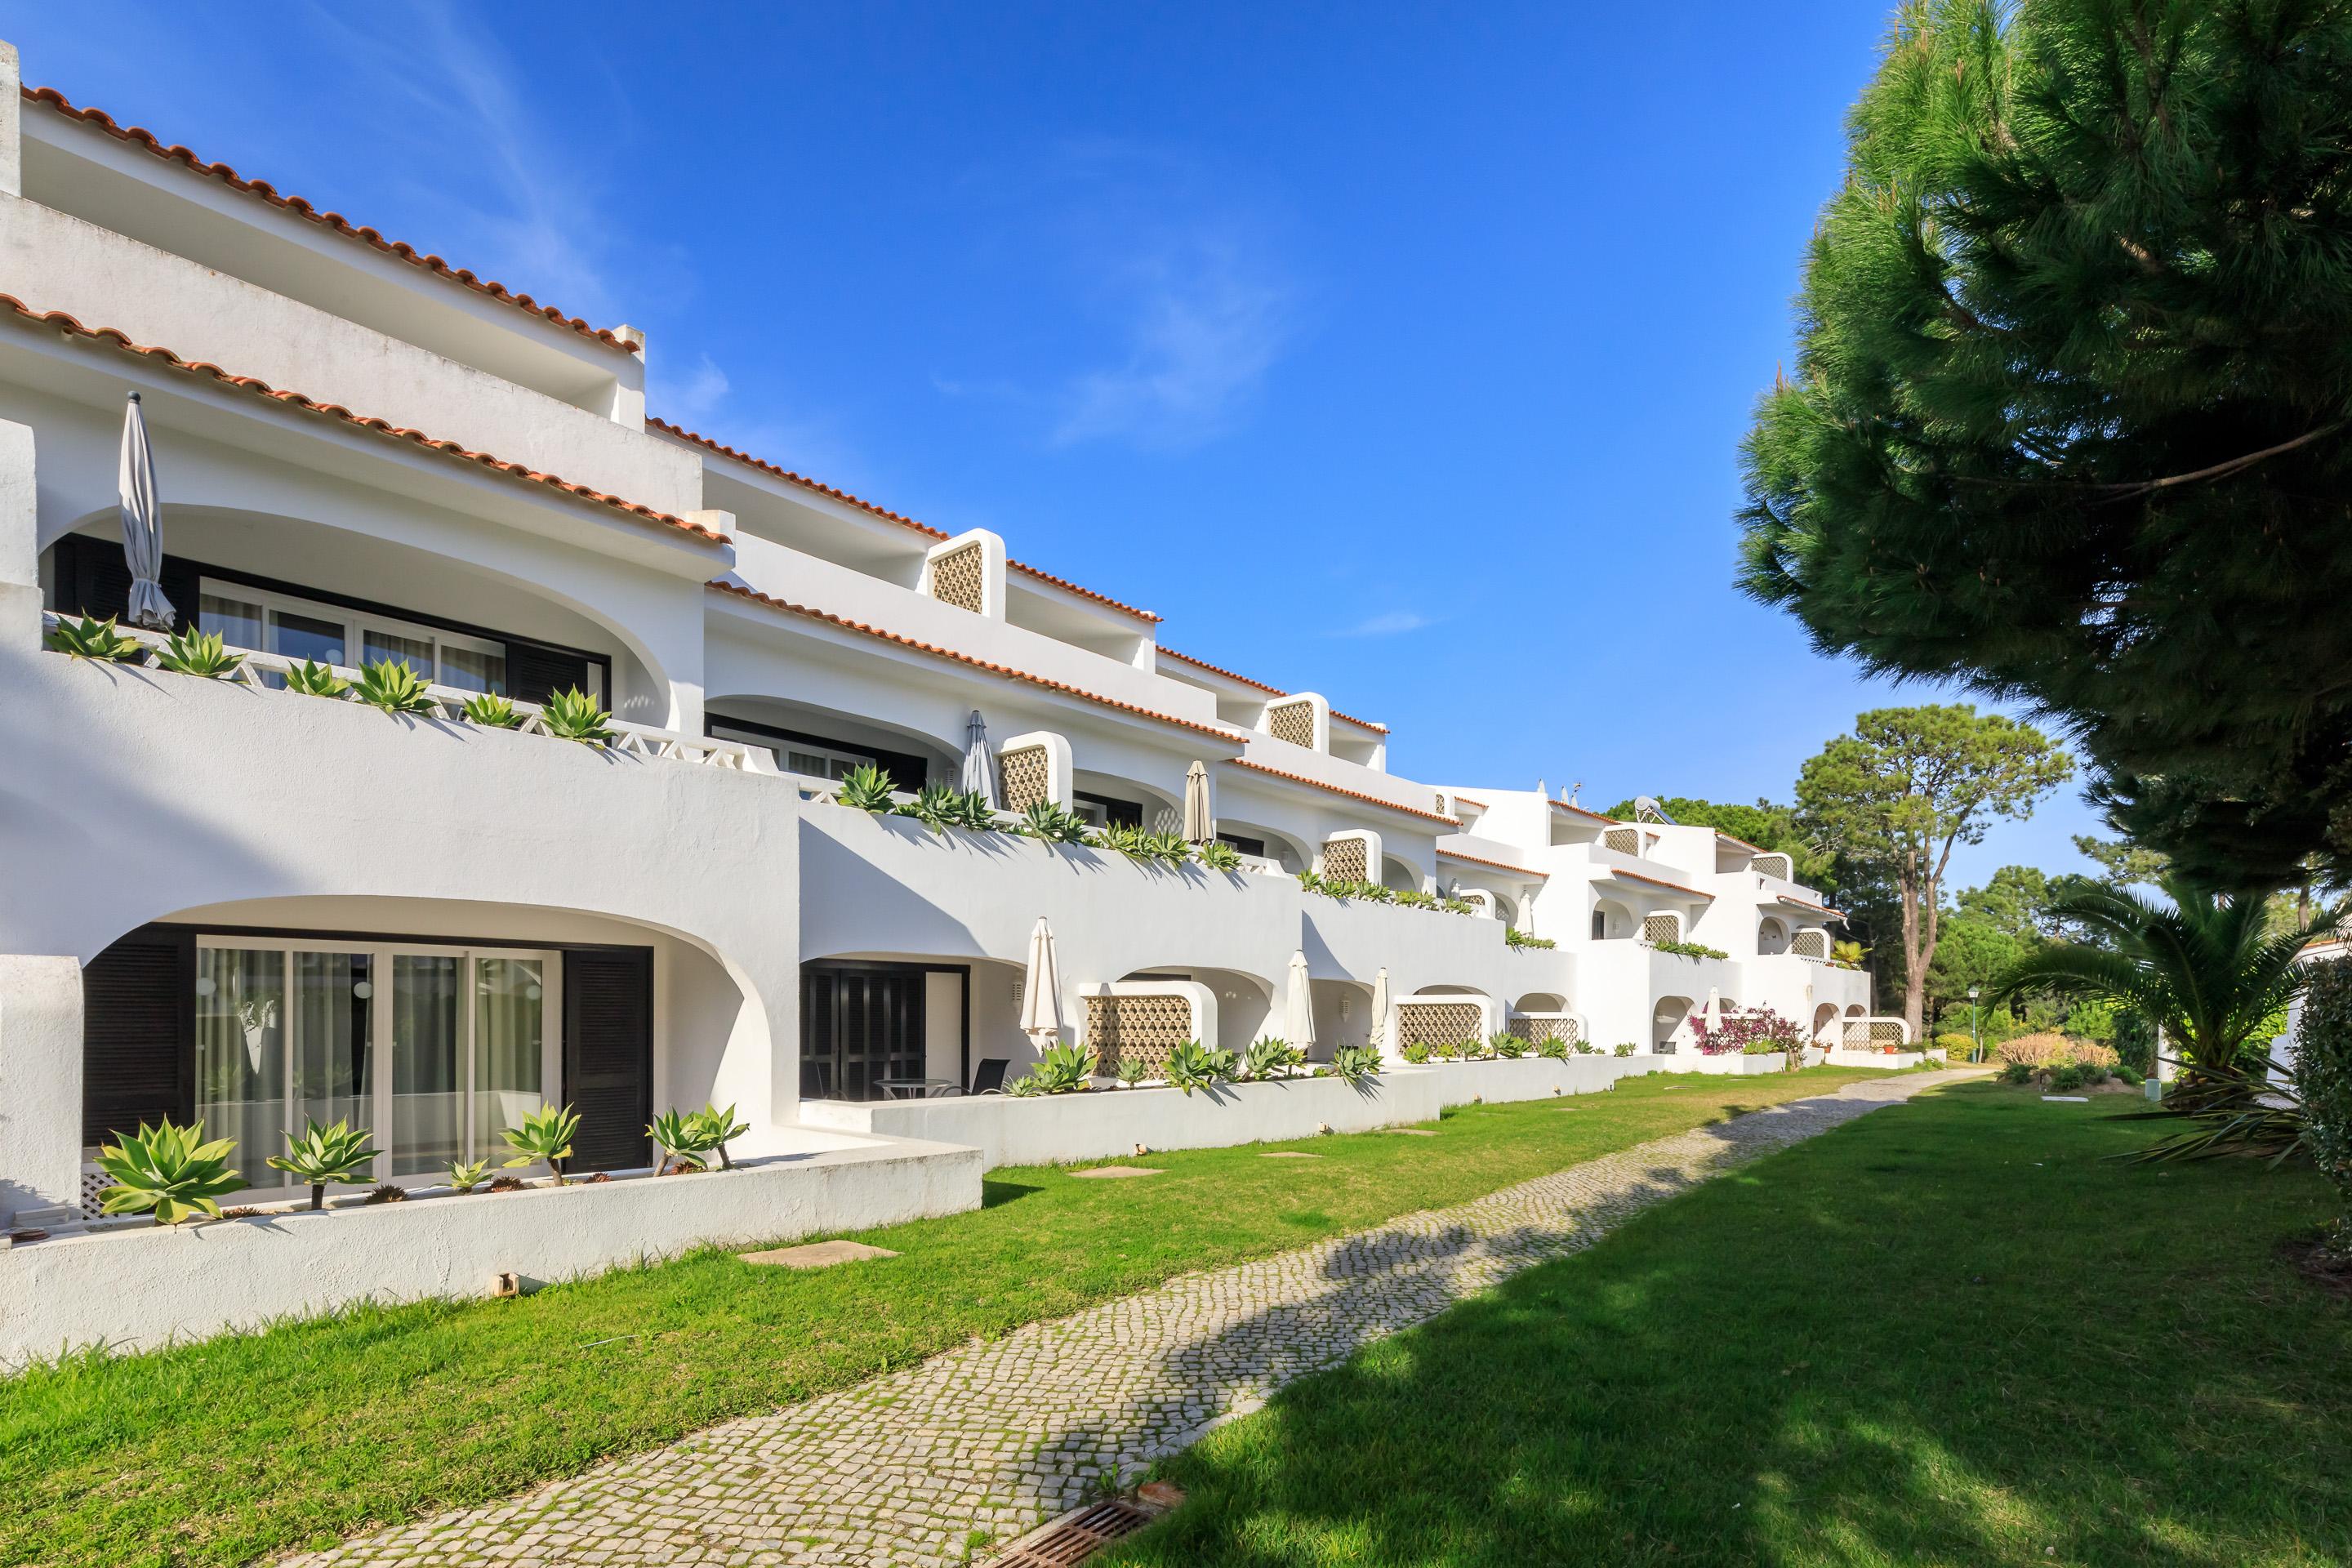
[1334, 611, 1438, 638]
[649, 352, 732, 422]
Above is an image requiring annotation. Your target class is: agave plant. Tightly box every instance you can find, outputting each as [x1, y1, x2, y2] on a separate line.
[648, 1108, 719, 1174]
[1535, 1035, 1570, 1060]
[95, 1120, 246, 1225]
[265, 1117, 379, 1210]
[1393, 887, 1440, 911]
[1164, 1040, 1232, 1097]
[1114, 1058, 1148, 1089]
[1197, 839, 1243, 871]
[462, 692, 523, 728]
[46, 614, 143, 662]
[1100, 822, 1155, 861]
[1026, 1041, 1100, 1094]
[946, 790, 1001, 832]
[448, 1157, 493, 1192]
[1004, 1072, 1045, 1098]
[501, 1102, 582, 1184]
[1017, 799, 1093, 844]
[896, 782, 962, 833]
[538, 687, 613, 744]
[1330, 1045, 1382, 1083]
[1491, 1031, 1530, 1060]
[835, 763, 898, 813]
[1242, 1036, 1302, 1081]
[690, 1102, 751, 1169]
[155, 627, 243, 678]
[1144, 829, 1194, 867]
[354, 657, 438, 715]
[283, 658, 350, 697]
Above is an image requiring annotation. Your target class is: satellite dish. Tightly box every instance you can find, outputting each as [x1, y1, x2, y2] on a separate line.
[1634, 795, 1677, 825]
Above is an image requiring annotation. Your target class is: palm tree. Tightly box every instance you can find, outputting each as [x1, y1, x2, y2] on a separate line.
[1992, 875, 2341, 1111]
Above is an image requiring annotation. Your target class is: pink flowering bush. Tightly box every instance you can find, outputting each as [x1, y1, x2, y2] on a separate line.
[1688, 1005, 1806, 1058]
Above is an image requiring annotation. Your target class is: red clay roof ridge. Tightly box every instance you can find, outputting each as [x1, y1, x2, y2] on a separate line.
[24, 85, 639, 354]
[653, 417, 1160, 623]
[1223, 757, 1459, 826]
[1156, 646, 1388, 733]
[2, 294, 723, 545]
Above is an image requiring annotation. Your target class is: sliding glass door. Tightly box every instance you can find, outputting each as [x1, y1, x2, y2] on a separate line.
[194, 940, 559, 1192]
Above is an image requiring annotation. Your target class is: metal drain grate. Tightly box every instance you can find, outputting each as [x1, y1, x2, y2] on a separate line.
[988, 1499, 1156, 1566]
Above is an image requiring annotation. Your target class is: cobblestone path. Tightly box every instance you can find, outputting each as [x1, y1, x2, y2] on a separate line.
[293, 1071, 1978, 1568]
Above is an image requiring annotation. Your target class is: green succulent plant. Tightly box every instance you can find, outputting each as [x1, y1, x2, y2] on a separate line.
[1242, 1036, 1302, 1080]
[265, 1117, 379, 1210]
[1330, 1045, 1382, 1082]
[46, 614, 143, 662]
[946, 790, 1001, 832]
[1164, 1040, 1232, 1096]
[448, 1158, 493, 1192]
[1402, 1043, 1432, 1064]
[1535, 1036, 1570, 1060]
[501, 1102, 582, 1184]
[1025, 1041, 1100, 1094]
[1115, 1058, 1148, 1088]
[95, 1120, 246, 1226]
[155, 626, 243, 678]
[1491, 1031, 1530, 1059]
[1016, 799, 1093, 844]
[1004, 1072, 1045, 1098]
[462, 691, 523, 728]
[1197, 839, 1243, 871]
[283, 658, 351, 697]
[835, 763, 898, 813]
[896, 782, 963, 833]
[537, 687, 613, 744]
[648, 1108, 719, 1174]
[690, 1102, 751, 1169]
[354, 657, 438, 715]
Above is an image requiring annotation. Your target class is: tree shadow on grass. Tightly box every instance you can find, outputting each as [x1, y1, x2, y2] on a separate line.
[981, 1178, 1045, 1209]
[1094, 1093, 2352, 1566]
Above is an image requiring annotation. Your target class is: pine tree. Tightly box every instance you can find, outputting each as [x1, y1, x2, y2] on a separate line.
[1740, 0, 2352, 890]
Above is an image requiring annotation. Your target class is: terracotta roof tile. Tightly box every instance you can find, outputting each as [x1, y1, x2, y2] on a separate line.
[653, 418, 1160, 622]
[1600, 867, 1713, 900]
[1223, 757, 1459, 826]
[707, 580, 1240, 742]
[24, 86, 639, 354]
[2, 294, 724, 545]
[1156, 647, 1387, 733]
[1438, 849, 1550, 879]
[1551, 798, 1620, 822]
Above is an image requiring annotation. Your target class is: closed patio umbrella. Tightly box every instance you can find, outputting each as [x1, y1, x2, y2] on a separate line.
[960, 710, 1002, 808]
[1285, 949, 1316, 1052]
[1020, 918, 1065, 1048]
[118, 392, 175, 630]
[1368, 966, 1390, 1054]
[1183, 760, 1213, 843]
[1701, 987, 1722, 1045]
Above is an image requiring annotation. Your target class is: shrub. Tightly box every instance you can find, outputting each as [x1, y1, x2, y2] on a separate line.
[354, 657, 438, 715]
[94, 1120, 245, 1225]
[1690, 1005, 1803, 1058]
[265, 1117, 377, 1210]
[155, 627, 243, 678]
[46, 614, 142, 662]
[2294, 959, 2352, 1256]
[1646, 938, 1731, 960]
[1997, 1033, 2119, 1070]
[462, 692, 523, 728]
[1934, 1031, 1975, 1057]
[500, 1102, 581, 1183]
[2001, 1062, 2034, 1084]
[2050, 1062, 2087, 1092]
[2115, 1064, 2143, 1086]
[283, 658, 350, 697]
[1503, 927, 1557, 950]
[1393, 887, 1440, 910]
[1330, 1045, 1382, 1082]
[1614, 1041, 1637, 1058]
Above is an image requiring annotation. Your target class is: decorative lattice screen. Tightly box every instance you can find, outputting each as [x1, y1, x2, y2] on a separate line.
[79, 1162, 109, 1219]
[1841, 1018, 1907, 1049]
[1320, 836, 1368, 883]
[1753, 853, 1792, 880]
[1508, 1015, 1582, 1047]
[1642, 914, 1681, 945]
[1396, 1001, 1482, 1050]
[998, 745, 1051, 813]
[1604, 826, 1638, 854]
[1083, 993, 1195, 1075]
[1266, 698, 1316, 748]
[1790, 929, 1828, 959]
[929, 541, 986, 612]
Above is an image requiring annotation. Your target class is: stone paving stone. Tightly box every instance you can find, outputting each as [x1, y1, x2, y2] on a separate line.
[738, 1241, 902, 1270]
[1066, 1166, 1164, 1179]
[290, 1071, 1976, 1568]
[1257, 1152, 1321, 1159]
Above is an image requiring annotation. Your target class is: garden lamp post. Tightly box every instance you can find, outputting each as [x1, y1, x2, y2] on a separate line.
[1968, 986, 1982, 1063]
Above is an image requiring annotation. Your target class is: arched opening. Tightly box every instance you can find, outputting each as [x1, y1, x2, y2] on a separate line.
[1380, 854, 1423, 895]
[1757, 916, 1791, 956]
[1075, 770, 1184, 833]
[705, 694, 957, 791]
[1653, 995, 1695, 1054]
[1212, 816, 1311, 874]
[1812, 1001, 1839, 1042]
[1592, 898, 1635, 940]
[1116, 965, 1275, 1054]
[1308, 978, 1374, 1059]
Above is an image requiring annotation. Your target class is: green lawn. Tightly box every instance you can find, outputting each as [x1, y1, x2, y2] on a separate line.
[1102, 1080, 2352, 1568]
[0, 1067, 1878, 1568]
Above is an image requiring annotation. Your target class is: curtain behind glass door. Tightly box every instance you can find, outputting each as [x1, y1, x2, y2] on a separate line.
[473, 958, 546, 1161]
[390, 956, 462, 1176]
[196, 948, 284, 1185]
[292, 951, 372, 1149]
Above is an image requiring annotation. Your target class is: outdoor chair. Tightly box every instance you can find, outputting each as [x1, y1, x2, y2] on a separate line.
[969, 1058, 1009, 1096]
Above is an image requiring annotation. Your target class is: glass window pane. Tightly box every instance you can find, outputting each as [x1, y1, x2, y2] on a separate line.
[272, 610, 348, 668]
[198, 594, 263, 652]
[390, 956, 462, 1178]
[474, 959, 546, 1163]
[292, 951, 372, 1154]
[786, 750, 830, 777]
[363, 627, 434, 682]
[439, 643, 506, 696]
[196, 949, 285, 1187]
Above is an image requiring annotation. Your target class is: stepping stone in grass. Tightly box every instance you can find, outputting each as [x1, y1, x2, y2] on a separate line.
[1383, 1128, 1440, 1137]
[1071, 1165, 1165, 1179]
[740, 1240, 900, 1269]
[1260, 1152, 1322, 1159]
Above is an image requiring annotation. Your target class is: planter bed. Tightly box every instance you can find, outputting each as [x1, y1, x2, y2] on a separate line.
[1825, 1047, 1944, 1070]
[2, 1133, 982, 1367]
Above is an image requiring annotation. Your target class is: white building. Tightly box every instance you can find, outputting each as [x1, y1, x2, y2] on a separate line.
[0, 47, 1882, 1356]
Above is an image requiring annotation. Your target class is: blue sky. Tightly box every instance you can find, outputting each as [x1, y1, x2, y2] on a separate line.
[4, 2, 2103, 889]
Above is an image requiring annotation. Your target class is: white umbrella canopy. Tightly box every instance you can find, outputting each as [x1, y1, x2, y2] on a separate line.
[1701, 987, 1723, 1042]
[959, 710, 1002, 808]
[1285, 950, 1316, 1050]
[118, 392, 175, 630]
[1368, 967, 1390, 1054]
[1019, 918, 1065, 1047]
[1183, 760, 1213, 843]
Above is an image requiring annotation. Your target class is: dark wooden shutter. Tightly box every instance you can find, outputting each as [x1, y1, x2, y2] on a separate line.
[82, 925, 196, 1144]
[510, 643, 593, 706]
[563, 947, 653, 1171]
[49, 535, 197, 632]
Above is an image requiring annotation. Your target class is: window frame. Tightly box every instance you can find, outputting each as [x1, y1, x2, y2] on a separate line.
[198, 577, 526, 698]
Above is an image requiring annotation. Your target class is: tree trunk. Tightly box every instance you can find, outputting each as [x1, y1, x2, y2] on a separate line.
[1899, 869, 1927, 1041]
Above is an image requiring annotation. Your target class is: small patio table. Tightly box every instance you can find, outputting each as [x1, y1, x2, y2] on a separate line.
[876, 1077, 963, 1100]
